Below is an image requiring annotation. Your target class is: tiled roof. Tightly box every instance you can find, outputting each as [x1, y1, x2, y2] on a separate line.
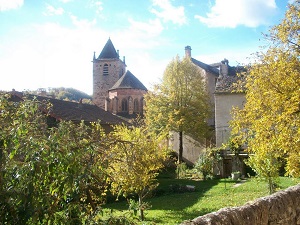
[97, 38, 119, 59]
[10, 92, 127, 125]
[191, 58, 219, 75]
[215, 75, 239, 93]
[215, 66, 246, 93]
[109, 70, 147, 91]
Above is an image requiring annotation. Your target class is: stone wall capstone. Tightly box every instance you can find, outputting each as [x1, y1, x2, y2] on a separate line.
[181, 184, 300, 225]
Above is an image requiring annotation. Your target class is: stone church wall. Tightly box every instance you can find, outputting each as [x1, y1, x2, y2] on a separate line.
[181, 184, 300, 225]
[93, 58, 125, 109]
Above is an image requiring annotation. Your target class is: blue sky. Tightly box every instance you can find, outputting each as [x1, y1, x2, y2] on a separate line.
[0, 0, 293, 94]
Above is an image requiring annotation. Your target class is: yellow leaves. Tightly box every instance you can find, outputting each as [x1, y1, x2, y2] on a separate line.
[108, 124, 169, 199]
[231, 1, 300, 179]
[145, 56, 211, 140]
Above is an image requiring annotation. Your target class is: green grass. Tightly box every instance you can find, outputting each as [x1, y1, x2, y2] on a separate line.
[103, 177, 300, 225]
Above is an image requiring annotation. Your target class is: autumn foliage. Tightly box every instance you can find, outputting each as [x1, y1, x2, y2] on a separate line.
[231, 1, 300, 191]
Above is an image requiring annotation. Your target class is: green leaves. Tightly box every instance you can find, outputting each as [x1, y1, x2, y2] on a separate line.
[0, 94, 109, 224]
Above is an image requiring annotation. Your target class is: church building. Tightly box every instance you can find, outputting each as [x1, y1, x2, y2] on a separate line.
[92, 38, 247, 177]
[92, 38, 147, 119]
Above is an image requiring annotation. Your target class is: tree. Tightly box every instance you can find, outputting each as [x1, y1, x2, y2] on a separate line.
[230, 1, 300, 192]
[194, 148, 222, 180]
[145, 56, 211, 163]
[107, 124, 168, 221]
[0, 93, 109, 224]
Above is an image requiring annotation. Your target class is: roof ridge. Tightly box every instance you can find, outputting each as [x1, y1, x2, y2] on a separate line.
[110, 70, 147, 91]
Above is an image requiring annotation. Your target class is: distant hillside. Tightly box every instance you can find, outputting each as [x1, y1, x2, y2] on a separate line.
[28, 87, 92, 103]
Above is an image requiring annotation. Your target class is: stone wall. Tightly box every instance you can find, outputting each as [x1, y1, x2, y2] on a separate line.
[169, 132, 206, 164]
[181, 184, 300, 225]
[214, 92, 245, 148]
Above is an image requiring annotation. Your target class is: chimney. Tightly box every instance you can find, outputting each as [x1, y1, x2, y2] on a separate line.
[220, 58, 229, 77]
[123, 56, 126, 64]
[185, 46, 192, 58]
[117, 50, 119, 58]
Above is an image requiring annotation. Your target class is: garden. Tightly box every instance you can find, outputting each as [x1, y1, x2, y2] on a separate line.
[103, 174, 300, 224]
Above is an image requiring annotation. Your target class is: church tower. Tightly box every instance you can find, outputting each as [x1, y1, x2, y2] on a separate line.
[93, 38, 126, 109]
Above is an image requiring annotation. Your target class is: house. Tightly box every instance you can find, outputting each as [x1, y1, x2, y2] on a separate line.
[171, 46, 247, 176]
[10, 90, 127, 132]
[214, 64, 247, 177]
[92, 38, 147, 120]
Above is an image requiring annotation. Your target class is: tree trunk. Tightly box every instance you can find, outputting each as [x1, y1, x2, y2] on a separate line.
[178, 131, 183, 163]
[139, 195, 144, 221]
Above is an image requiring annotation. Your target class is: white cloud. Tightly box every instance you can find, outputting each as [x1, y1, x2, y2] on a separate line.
[150, 0, 187, 25]
[91, 1, 103, 15]
[195, 0, 277, 28]
[0, 0, 23, 11]
[127, 52, 169, 90]
[70, 14, 97, 29]
[0, 17, 168, 94]
[44, 4, 64, 16]
[0, 0, 173, 94]
[128, 18, 164, 39]
[194, 48, 258, 67]
[0, 23, 107, 94]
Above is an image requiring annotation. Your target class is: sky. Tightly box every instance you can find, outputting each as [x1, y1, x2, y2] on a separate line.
[0, 0, 294, 95]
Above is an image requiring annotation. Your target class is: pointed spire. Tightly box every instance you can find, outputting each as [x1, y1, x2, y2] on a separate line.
[98, 38, 119, 59]
[93, 51, 96, 60]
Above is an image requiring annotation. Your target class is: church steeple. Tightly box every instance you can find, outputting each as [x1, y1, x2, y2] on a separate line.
[98, 38, 119, 59]
[93, 38, 126, 109]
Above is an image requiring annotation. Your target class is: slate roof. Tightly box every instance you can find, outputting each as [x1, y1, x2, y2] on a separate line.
[191, 58, 219, 75]
[109, 70, 148, 91]
[97, 38, 119, 59]
[10, 92, 127, 125]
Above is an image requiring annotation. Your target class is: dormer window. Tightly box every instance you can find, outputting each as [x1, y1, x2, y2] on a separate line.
[103, 64, 109, 76]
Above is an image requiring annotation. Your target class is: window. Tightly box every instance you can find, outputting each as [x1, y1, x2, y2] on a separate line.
[134, 99, 139, 112]
[121, 98, 128, 112]
[103, 63, 109, 76]
[140, 98, 144, 113]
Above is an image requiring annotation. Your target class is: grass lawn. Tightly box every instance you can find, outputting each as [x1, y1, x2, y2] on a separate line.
[104, 177, 300, 225]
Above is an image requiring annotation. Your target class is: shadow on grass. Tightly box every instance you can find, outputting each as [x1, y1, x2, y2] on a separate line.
[145, 179, 236, 224]
[105, 178, 237, 224]
[150, 178, 235, 209]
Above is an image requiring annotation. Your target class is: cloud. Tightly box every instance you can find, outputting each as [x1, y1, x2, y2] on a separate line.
[44, 4, 64, 16]
[90, 1, 103, 15]
[0, 22, 107, 94]
[194, 47, 258, 66]
[195, 0, 277, 28]
[150, 0, 187, 25]
[70, 14, 97, 28]
[128, 18, 164, 39]
[0, 0, 23, 11]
